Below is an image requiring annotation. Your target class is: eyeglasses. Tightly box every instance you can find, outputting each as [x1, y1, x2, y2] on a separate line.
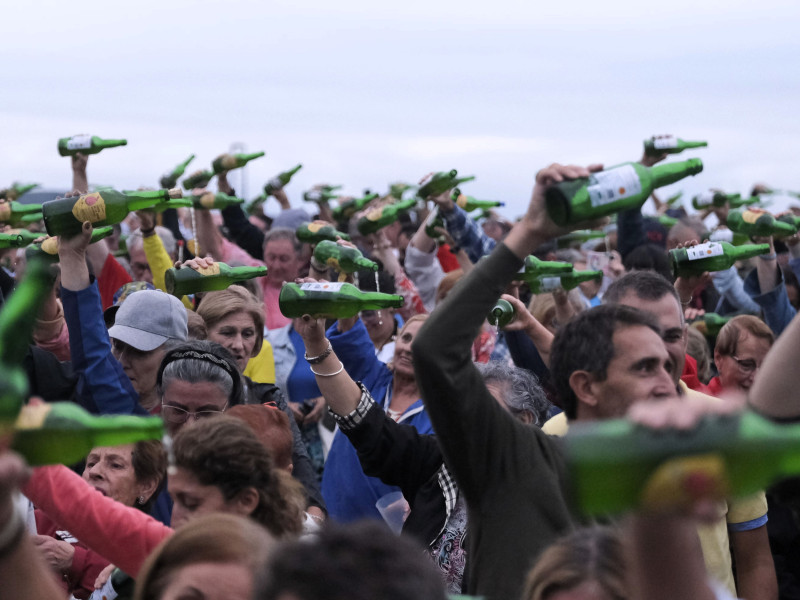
[730, 356, 759, 375]
[161, 402, 228, 424]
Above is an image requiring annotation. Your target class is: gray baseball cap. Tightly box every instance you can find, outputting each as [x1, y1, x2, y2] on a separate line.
[108, 289, 188, 351]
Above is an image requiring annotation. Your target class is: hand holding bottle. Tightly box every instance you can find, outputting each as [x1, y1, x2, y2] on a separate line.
[419, 173, 455, 212]
[71, 153, 89, 194]
[640, 135, 671, 168]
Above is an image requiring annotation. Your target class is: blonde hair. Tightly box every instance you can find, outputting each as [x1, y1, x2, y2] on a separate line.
[134, 514, 275, 600]
[197, 286, 265, 356]
[522, 527, 628, 600]
[715, 314, 774, 358]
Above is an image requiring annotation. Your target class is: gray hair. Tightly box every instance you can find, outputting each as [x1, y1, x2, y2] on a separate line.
[476, 361, 551, 426]
[159, 357, 234, 403]
[128, 226, 177, 258]
[263, 228, 302, 256]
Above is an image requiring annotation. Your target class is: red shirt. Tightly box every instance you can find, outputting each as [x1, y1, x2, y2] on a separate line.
[97, 254, 132, 310]
[680, 354, 711, 395]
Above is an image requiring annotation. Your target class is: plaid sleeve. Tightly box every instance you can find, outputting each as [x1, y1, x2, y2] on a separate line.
[441, 204, 496, 263]
[330, 382, 376, 431]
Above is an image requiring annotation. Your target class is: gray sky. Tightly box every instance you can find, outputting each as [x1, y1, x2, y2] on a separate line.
[3, 0, 800, 219]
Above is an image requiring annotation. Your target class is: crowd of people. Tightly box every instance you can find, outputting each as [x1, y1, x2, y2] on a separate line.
[2, 141, 800, 600]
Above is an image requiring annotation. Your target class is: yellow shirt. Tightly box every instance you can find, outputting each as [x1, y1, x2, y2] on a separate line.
[543, 382, 768, 596]
[243, 340, 276, 384]
[142, 234, 193, 310]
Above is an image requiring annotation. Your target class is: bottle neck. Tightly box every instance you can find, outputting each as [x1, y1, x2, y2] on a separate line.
[650, 159, 703, 189]
[731, 244, 771, 261]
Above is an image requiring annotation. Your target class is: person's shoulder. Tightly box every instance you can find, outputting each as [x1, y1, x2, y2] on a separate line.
[681, 382, 722, 405]
[542, 412, 569, 436]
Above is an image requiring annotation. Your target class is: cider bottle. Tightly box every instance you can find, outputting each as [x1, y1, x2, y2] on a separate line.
[264, 164, 303, 195]
[417, 170, 476, 198]
[183, 170, 215, 190]
[313, 240, 378, 274]
[26, 226, 114, 263]
[691, 191, 742, 211]
[42, 188, 183, 237]
[332, 192, 380, 221]
[160, 154, 196, 189]
[487, 299, 515, 328]
[296, 221, 351, 244]
[727, 208, 797, 239]
[189, 192, 244, 210]
[452, 188, 504, 212]
[211, 152, 265, 174]
[556, 230, 607, 249]
[165, 262, 268, 297]
[356, 197, 416, 235]
[0, 201, 43, 225]
[279, 281, 404, 319]
[670, 241, 770, 277]
[528, 270, 603, 294]
[546, 159, 704, 226]
[513, 256, 574, 282]
[0, 183, 39, 201]
[691, 313, 731, 338]
[643, 136, 707, 157]
[57, 135, 127, 157]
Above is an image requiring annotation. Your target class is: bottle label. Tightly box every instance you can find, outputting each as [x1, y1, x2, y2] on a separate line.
[71, 192, 107, 223]
[66, 135, 92, 150]
[538, 277, 563, 292]
[268, 177, 283, 189]
[365, 208, 383, 222]
[0, 204, 10, 222]
[307, 221, 324, 233]
[193, 263, 221, 276]
[587, 165, 642, 208]
[300, 282, 345, 292]
[221, 155, 237, 170]
[199, 192, 216, 209]
[741, 209, 764, 225]
[686, 242, 723, 261]
[14, 403, 52, 429]
[40, 237, 59, 255]
[652, 136, 678, 150]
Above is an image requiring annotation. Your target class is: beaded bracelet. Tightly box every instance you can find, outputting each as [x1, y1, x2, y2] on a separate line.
[304, 341, 332, 365]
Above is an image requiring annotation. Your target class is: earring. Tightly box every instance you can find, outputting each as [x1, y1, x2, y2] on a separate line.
[137, 496, 145, 505]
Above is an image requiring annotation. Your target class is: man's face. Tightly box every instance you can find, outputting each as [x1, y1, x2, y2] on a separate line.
[584, 325, 676, 419]
[129, 244, 153, 284]
[715, 332, 772, 392]
[264, 239, 301, 285]
[617, 291, 687, 384]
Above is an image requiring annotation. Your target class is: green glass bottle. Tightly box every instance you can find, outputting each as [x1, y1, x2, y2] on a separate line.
[707, 228, 749, 246]
[246, 194, 267, 215]
[296, 221, 350, 244]
[417, 170, 476, 198]
[565, 411, 800, 516]
[264, 164, 302, 195]
[42, 188, 183, 237]
[0, 258, 55, 421]
[160, 154, 196, 189]
[424, 209, 445, 242]
[182, 170, 215, 190]
[279, 281, 404, 319]
[643, 136, 708, 157]
[0, 233, 26, 249]
[57, 135, 127, 157]
[730, 196, 765, 209]
[546, 159, 704, 226]
[149, 197, 193, 212]
[528, 270, 603, 294]
[656, 215, 678, 229]
[556, 230, 607, 249]
[664, 191, 683, 206]
[670, 241, 770, 278]
[487, 299, 515, 328]
[189, 192, 244, 210]
[0, 201, 44, 225]
[165, 262, 268, 297]
[2, 229, 47, 248]
[313, 241, 378, 274]
[211, 151, 265, 174]
[12, 401, 163, 466]
[778, 214, 800, 229]
[691, 191, 742, 211]
[452, 188, 504, 212]
[0, 183, 39, 201]
[691, 313, 731, 338]
[332, 192, 380, 221]
[727, 208, 797, 239]
[25, 226, 114, 263]
[389, 182, 416, 200]
[513, 256, 574, 282]
[304, 189, 339, 205]
[357, 197, 417, 235]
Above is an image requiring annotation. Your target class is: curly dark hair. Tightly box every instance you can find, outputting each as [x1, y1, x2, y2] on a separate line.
[172, 416, 304, 538]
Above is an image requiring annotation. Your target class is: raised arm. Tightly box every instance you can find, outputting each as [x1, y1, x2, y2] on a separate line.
[748, 311, 800, 420]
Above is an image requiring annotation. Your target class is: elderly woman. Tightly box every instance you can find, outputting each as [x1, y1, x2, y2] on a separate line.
[709, 315, 774, 396]
[34, 440, 165, 599]
[23, 417, 305, 585]
[194, 286, 325, 512]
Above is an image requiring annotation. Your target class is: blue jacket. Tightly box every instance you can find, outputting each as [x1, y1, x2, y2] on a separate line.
[322, 319, 433, 522]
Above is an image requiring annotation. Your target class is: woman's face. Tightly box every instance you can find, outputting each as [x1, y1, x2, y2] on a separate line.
[161, 379, 230, 436]
[392, 320, 423, 379]
[83, 444, 147, 507]
[169, 467, 252, 530]
[159, 561, 253, 600]
[207, 311, 258, 372]
[360, 309, 395, 348]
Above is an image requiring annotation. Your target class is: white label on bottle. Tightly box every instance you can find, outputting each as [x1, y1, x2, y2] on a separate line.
[686, 242, 724, 261]
[268, 177, 283, 189]
[66, 135, 92, 150]
[587, 165, 642, 208]
[538, 277, 562, 292]
[300, 282, 345, 292]
[653, 136, 678, 150]
[709, 229, 733, 243]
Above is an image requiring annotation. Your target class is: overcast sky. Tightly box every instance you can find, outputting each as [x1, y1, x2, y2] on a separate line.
[3, 0, 800, 219]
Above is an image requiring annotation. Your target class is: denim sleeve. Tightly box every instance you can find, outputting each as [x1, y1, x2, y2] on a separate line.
[711, 267, 760, 314]
[617, 207, 647, 260]
[440, 205, 496, 263]
[743, 268, 797, 336]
